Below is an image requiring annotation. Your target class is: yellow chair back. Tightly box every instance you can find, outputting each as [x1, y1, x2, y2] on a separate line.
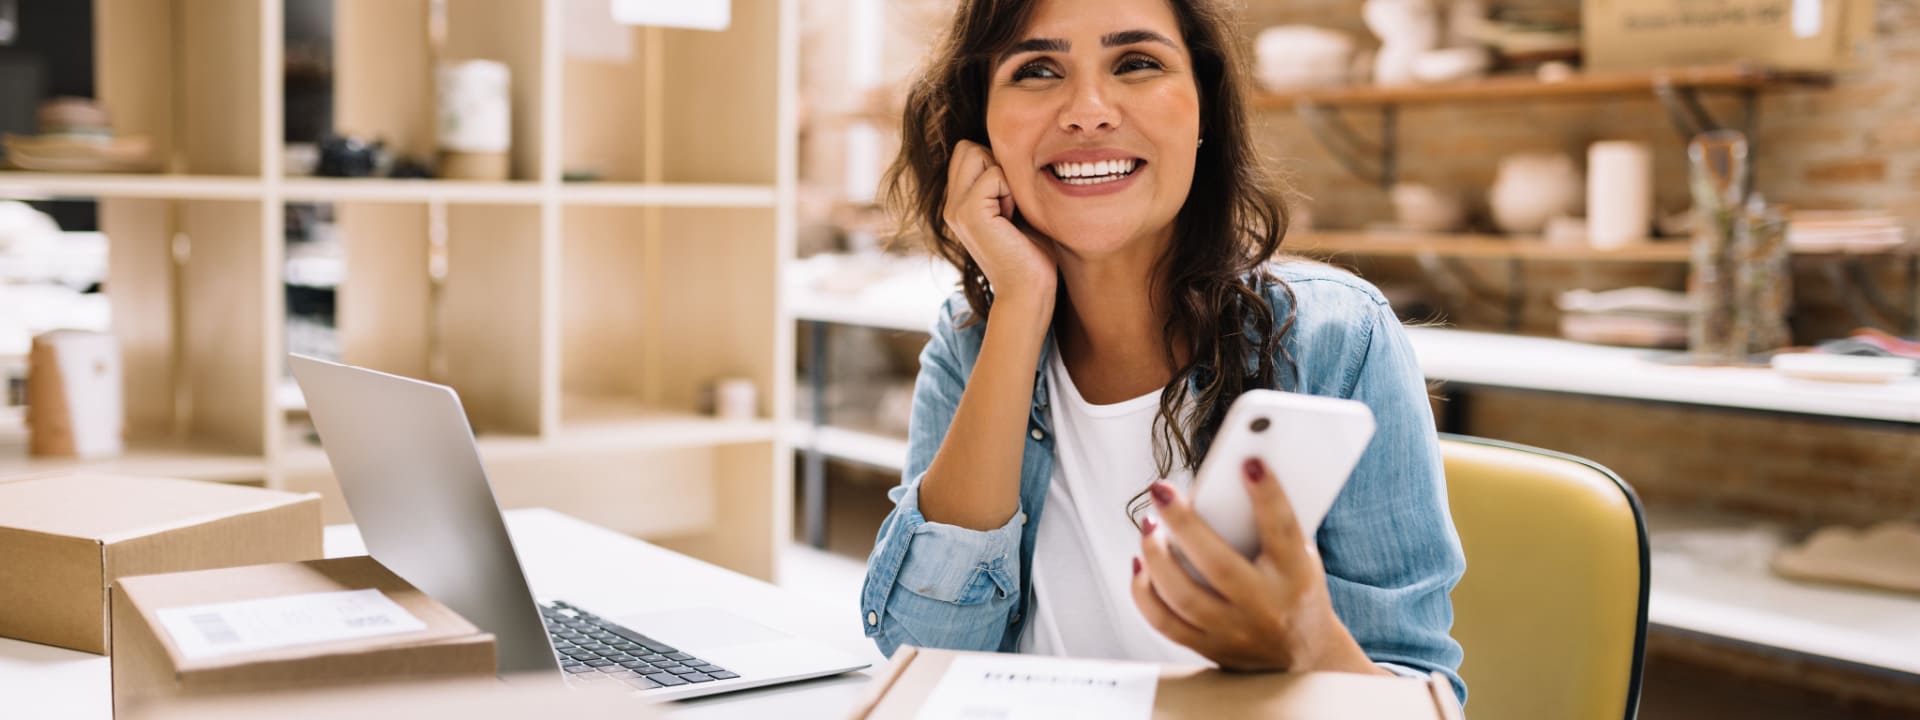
[1442, 434, 1647, 720]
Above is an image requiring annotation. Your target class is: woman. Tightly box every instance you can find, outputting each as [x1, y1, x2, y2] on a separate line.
[859, 0, 1466, 701]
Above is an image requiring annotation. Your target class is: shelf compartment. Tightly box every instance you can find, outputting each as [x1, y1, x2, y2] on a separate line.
[98, 198, 278, 458]
[561, 205, 779, 418]
[1647, 511, 1920, 676]
[330, 0, 548, 181]
[97, 0, 266, 175]
[560, 3, 780, 184]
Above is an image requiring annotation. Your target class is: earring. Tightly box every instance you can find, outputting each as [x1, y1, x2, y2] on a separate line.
[1197, 137, 1205, 148]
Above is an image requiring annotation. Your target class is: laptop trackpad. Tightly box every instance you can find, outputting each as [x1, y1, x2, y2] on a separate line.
[620, 608, 791, 649]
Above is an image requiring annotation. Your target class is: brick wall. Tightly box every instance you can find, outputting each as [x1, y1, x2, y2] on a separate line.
[1244, 0, 1918, 341]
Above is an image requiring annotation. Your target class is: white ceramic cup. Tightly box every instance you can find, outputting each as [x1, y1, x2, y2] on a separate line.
[713, 378, 758, 421]
[1587, 141, 1653, 250]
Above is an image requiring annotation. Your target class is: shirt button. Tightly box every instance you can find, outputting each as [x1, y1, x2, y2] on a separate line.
[866, 611, 878, 626]
[1030, 428, 1045, 441]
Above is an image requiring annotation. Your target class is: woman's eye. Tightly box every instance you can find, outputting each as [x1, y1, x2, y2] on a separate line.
[1116, 55, 1163, 74]
[1011, 62, 1062, 81]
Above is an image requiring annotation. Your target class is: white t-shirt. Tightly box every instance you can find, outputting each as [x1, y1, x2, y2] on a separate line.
[1019, 349, 1209, 665]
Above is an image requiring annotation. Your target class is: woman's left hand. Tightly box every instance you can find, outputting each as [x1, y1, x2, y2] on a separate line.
[1130, 457, 1387, 675]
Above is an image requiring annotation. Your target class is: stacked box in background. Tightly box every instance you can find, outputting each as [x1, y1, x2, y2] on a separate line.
[0, 473, 324, 654]
[1584, 0, 1876, 72]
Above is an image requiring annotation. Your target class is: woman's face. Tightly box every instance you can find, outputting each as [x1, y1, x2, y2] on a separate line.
[985, 0, 1201, 261]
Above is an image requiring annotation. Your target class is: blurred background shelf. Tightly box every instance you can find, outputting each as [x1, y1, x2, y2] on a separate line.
[558, 183, 778, 208]
[0, 172, 265, 200]
[1647, 511, 1920, 677]
[0, 410, 265, 484]
[793, 424, 907, 473]
[1291, 231, 1917, 262]
[279, 178, 543, 204]
[1254, 64, 1832, 109]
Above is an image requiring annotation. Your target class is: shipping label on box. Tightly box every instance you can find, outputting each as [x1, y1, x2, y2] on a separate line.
[111, 556, 497, 718]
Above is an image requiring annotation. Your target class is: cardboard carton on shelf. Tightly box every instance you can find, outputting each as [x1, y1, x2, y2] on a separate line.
[1583, 0, 1874, 72]
[111, 555, 498, 718]
[851, 646, 1465, 720]
[0, 473, 323, 654]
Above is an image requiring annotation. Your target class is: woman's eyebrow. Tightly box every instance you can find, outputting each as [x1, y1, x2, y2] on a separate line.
[996, 29, 1174, 67]
[1101, 29, 1175, 48]
[998, 37, 1069, 67]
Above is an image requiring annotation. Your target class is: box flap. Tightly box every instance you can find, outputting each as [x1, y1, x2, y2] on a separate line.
[114, 556, 488, 673]
[0, 474, 318, 543]
[0, 526, 108, 652]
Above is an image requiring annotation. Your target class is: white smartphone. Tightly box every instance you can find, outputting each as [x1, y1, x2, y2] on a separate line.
[1166, 389, 1376, 573]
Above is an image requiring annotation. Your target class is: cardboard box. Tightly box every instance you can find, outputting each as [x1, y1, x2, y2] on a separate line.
[111, 555, 498, 717]
[850, 646, 1466, 720]
[1583, 0, 1874, 72]
[0, 473, 323, 654]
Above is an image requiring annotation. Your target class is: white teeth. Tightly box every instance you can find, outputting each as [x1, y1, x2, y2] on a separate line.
[1050, 158, 1138, 182]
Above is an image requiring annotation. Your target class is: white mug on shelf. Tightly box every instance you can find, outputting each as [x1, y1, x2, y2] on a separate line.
[1587, 141, 1653, 250]
[713, 378, 758, 422]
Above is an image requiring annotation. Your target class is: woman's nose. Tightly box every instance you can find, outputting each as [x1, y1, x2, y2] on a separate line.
[1058, 77, 1120, 134]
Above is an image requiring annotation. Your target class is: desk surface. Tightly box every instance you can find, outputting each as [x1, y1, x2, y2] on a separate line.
[0, 509, 887, 720]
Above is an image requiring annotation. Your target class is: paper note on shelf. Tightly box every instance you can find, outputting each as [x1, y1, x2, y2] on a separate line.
[916, 653, 1159, 720]
[154, 589, 426, 661]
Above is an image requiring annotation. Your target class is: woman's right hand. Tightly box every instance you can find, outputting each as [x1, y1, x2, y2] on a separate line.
[942, 140, 1058, 306]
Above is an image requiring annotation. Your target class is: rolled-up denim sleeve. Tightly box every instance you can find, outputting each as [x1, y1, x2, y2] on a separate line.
[860, 298, 1024, 656]
[1322, 302, 1468, 704]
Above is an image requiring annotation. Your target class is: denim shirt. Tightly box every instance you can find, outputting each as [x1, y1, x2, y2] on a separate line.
[859, 261, 1468, 703]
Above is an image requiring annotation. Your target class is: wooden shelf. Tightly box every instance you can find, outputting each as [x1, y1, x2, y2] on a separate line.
[1647, 511, 1920, 676]
[559, 183, 778, 208]
[0, 416, 266, 483]
[558, 397, 778, 453]
[793, 424, 908, 473]
[1254, 64, 1832, 109]
[0, 172, 265, 200]
[276, 400, 774, 478]
[1290, 231, 1693, 263]
[280, 178, 544, 204]
[1290, 231, 1917, 263]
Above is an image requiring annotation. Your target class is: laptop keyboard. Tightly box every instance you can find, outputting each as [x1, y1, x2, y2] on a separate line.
[541, 601, 740, 690]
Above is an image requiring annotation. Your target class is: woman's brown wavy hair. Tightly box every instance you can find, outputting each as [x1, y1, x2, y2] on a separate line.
[881, 0, 1296, 510]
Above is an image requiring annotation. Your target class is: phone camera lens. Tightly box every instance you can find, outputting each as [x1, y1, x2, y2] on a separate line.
[1250, 417, 1270, 432]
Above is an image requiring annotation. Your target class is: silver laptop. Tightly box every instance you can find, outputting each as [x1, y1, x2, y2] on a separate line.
[288, 355, 869, 700]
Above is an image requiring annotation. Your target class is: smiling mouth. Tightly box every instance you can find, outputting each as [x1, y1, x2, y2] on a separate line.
[1047, 158, 1144, 186]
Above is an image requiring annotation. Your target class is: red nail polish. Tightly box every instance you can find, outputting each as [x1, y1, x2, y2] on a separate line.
[1139, 516, 1157, 536]
[1149, 482, 1173, 506]
[1243, 458, 1264, 482]
[1132, 557, 1142, 576]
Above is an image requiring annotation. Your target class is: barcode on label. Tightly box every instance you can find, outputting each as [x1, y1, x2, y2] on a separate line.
[190, 613, 240, 646]
[344, 614, 393, 628]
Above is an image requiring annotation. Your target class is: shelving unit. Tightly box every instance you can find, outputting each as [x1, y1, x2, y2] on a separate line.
[1255, 63, 1831, 190]
[1288, 230, 1919, 333]
[0, 0, 799, 582]
[1253, 64, 1832, 109]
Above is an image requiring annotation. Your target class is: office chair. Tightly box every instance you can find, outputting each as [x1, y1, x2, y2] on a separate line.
[1441, 434, 1649, 720]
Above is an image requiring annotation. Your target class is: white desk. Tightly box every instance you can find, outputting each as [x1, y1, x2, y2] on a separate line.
[0, 509, 887, 719]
